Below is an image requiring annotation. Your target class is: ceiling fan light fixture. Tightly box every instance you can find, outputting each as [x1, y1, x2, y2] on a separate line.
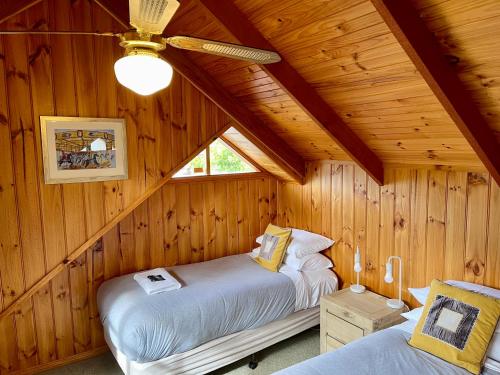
[114, 48, 173, 96]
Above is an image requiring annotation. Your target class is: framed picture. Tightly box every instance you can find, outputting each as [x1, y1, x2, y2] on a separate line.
[40, 116, 128, 184]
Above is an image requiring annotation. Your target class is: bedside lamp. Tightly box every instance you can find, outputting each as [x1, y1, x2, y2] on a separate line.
[384, 256, 404, 309]
[350, 246, 366, 294]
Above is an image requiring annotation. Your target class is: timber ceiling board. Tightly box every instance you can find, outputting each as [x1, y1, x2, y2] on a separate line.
[165, 1, 349, 162]
[409, 0, 500, 142]
[166, 0, 485, 168]
[232, 0, 482, 167]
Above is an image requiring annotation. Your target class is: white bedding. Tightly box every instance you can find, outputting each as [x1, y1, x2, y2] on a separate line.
[247, 252, 338, 311]
[279, 264, 338, 311]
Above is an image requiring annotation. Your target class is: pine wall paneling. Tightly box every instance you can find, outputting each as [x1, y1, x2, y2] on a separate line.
[0, 0, 242, 372]
[277, 161, 499, 307]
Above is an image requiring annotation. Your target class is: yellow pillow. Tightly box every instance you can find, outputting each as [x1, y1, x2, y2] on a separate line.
[409, 280, 500, 374]
[254, 224, 291, 272]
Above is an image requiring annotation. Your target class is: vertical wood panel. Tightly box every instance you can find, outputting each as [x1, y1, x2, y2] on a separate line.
[465, 173, 489, 284]
[3, 12, 41, 369]
[237, 180, 250, 253]
[215, 181, 229, 257]
[444, 172, 467, 281]
[226, 180, 239, 254]
[202, 182, 216, 261]
[425, 171, 446, 282]
[277, 162, 499, 308]
[485, 181, 500, 287]
[189, 184, 204, 263]
[394, 169, 411, 301]
[379, 169, 395, 296]
[311, 163, 322, 235]
[354, 166, 367, 286]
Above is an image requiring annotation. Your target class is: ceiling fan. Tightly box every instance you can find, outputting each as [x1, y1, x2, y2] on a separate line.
[0, 0, 281, 95]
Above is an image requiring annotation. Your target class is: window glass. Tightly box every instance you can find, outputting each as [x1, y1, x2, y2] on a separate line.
[209, 139, 257, 175]
[173, 149, 207, 177]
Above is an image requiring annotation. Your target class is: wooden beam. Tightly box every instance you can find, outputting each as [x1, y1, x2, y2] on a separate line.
[0, 125, 229, 319]
[0, 0, 41, 25]
[197, 0, 385, 185]
[95, 0, 306, 184]
[370, 0, 500, 185]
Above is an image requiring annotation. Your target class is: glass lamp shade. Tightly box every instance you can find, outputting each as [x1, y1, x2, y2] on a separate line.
[384, 262, 394, 283]
[114, 53, 173, 96]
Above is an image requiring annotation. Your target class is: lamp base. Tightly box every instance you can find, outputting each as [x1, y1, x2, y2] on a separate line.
[386, 299, 404, 309]
[350, 284, 366, 294]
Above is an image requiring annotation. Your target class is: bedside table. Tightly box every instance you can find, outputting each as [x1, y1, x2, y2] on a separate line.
[320, 288, 407, 353]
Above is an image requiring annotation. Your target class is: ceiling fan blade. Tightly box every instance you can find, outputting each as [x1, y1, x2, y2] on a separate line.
[165, 36, 281, 64]
[129, 0, 180, 35]
[0, 31, 119, 37]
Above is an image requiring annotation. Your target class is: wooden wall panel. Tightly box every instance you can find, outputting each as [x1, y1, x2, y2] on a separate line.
[0, 0, 237, 372]
[278, 161, 500, 307]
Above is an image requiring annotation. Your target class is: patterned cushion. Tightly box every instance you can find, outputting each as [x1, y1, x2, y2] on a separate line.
[409, 280, 500, 374]
[254, 224, 291, 272]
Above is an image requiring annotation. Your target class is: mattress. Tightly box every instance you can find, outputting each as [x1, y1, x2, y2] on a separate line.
[105, 307, 320, 375]
[97, 254, 296, 363]
[274, 319, 500, 375]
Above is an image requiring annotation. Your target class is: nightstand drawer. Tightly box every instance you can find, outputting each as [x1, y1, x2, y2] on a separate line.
[326, 335, 344, 351]
[326, 312, 364, 343]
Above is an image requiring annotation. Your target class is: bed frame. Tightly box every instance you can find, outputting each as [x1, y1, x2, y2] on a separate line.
[105, 306, 320, 375]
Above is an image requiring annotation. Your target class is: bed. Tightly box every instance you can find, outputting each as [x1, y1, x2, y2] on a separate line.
[273, 319, 500, 375]
[97, 253, 338, 375]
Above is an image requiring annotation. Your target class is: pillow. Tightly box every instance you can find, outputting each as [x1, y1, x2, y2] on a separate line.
[253, 224, 291, 272]
[408, 286, 430, 305]
[257, 228, 334, 258]
[401, 306, 424, 322]
[409, 281, 500, 306]
[283, 253, 333, 272]
[250, 248, 333, 272]
[409, 280, 500, 374]
[408, 281, 500, 364]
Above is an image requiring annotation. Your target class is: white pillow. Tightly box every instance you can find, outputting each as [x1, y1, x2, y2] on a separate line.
[283, 253, 333, 272]
[256, 228, 334, 258]
[408, 286, 430, 305]
[408, 281, 500, 363]
[401, 306, 424, 322]
[409, 280, 500, 305]
[249, 248, 332, 271]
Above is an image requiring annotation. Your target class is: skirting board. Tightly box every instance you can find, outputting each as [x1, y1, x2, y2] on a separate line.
[106, 307, 320, 375]
[11, 346, 109, 375]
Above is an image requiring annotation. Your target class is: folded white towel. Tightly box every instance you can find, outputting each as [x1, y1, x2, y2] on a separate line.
[133, 268, 182, 295]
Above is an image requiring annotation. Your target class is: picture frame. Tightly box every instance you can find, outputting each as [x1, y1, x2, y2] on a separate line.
[40, 116, 128, 184]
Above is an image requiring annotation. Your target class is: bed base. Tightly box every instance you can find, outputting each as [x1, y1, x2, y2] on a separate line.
[105, 306, 320, 375]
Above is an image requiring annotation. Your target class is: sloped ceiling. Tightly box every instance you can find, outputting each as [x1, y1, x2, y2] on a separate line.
[164, 0, 499, 170]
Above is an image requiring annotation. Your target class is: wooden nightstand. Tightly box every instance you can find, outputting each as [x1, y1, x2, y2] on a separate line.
[320, 288, 407, 353]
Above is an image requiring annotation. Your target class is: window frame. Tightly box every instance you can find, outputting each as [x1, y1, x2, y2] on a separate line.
[173, 137, 261, 179]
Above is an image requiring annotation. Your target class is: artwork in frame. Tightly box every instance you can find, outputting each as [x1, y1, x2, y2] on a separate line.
[40, 116, 128, 184]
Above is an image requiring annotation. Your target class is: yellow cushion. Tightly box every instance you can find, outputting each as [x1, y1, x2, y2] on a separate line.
[254, 224, 291, 272]
[409, 280, 500, 374]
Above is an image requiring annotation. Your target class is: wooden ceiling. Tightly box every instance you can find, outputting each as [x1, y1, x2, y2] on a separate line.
[163, 0, 500, 178]
[3, 0, 499, 184]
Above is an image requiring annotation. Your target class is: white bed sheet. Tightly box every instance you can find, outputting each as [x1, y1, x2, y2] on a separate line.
[247, 252, 338, 311]
[279, 264, 338, 311]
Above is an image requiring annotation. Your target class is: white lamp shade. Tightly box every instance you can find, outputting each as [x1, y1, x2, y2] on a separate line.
[354, 262, 362, 273]
[384, 262, 393, 283]
[114, 54, 173, 96]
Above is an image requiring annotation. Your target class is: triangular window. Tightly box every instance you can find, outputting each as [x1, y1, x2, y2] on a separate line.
[173, 138, 258, 178]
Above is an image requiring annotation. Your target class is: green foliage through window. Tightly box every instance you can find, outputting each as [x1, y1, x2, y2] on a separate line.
[210, 139, 256, 175]
[173, 138, 257, 178]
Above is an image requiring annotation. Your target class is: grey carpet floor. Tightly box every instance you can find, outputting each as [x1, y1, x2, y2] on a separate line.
[42, 327, 320, 375]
